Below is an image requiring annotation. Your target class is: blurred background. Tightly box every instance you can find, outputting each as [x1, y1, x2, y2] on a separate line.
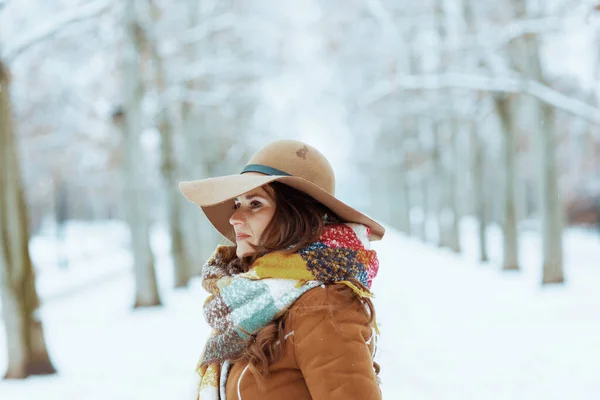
[1, 0, 600, 399]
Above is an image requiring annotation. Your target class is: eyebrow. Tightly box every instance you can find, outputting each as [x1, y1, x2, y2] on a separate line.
[234, 194, 265, 201]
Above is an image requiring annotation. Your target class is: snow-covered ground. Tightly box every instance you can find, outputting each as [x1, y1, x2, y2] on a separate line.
[1, 219, 599, 399]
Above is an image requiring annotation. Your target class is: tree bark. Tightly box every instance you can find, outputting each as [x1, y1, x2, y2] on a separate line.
[179, 0, 211, 273]
[388, 131, 411, 235]
[538, 103, 564, 284]
[432, 0, 458, 250]
[416, 121, 430, 241]
[144, 0, 192, 288]
[514, 0, 564, 284]
[0, 60, 56, 379]
[469, 121, 489, 262]
[432, 121, 448, 247]
[495, 94, 520, 271]
[120, 0, 161, 307]
[448, 120, 461, 253]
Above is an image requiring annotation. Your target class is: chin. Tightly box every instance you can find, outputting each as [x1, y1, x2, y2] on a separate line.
[236, 246, 251, 258]
[236, 244, 257, 258]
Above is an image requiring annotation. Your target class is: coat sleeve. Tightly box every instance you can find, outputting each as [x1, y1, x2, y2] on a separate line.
[290, 285, 382, 400]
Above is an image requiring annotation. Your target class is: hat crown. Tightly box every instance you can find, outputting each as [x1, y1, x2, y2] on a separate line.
[246, 140, 335, 194]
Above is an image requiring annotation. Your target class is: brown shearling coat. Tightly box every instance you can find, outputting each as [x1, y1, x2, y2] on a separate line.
[225, 284, 382, 400]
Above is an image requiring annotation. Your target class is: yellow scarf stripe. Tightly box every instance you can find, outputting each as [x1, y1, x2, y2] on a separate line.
[250, 252, 314, 281]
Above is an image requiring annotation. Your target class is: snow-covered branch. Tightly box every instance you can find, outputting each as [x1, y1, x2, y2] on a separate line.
[182, 13, 279, 45]
[182, 12, 238, 44]
[364, 0, 396, 38]
[180, 59, 268, 83]
[362, 73, 600, 124]
[466, 17, 562, 53]
[3, 0, 112, 62]
[155, 84, 257, 113]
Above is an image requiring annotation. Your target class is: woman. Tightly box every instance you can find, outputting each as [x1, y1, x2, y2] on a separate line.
[179, 139, 385, 400]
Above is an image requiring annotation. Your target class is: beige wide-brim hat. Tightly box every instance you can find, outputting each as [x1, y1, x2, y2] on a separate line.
[178, 139, 385, 243]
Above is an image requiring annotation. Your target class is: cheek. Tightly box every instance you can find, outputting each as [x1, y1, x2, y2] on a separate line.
[252, 211, 275, 238]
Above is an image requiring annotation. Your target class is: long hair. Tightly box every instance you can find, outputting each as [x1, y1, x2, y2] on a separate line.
[229, 182, 380, 381]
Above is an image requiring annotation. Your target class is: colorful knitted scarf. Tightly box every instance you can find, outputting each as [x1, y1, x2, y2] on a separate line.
[195, 222, 379, 399]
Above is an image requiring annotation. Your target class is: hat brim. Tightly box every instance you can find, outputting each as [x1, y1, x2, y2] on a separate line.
[179, 173, 385, 243]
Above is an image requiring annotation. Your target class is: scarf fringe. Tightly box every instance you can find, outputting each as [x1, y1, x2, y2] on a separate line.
[337, 281, 380, 335]
[338, 280, 374, 299]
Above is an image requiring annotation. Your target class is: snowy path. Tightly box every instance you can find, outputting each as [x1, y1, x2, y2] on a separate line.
[374, 226, 600, 399]
[1, 222, 600, 399]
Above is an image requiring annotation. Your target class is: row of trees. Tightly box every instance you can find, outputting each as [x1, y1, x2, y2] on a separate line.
[333, 0, 599, 282]
[1, 0, 599, 379]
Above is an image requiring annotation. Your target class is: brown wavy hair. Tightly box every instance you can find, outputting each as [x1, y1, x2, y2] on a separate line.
[229, 181, 380, 382]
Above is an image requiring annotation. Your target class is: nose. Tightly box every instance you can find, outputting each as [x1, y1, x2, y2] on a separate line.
[229, 208, 245, 226]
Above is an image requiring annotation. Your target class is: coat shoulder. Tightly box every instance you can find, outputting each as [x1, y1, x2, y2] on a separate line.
[287, 284, 372, 333]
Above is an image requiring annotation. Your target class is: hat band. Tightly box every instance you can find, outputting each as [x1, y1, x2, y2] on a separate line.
[241, 164, 291, 176]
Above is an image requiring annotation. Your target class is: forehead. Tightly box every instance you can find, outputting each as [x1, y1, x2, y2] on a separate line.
[234, 185, 272, 201]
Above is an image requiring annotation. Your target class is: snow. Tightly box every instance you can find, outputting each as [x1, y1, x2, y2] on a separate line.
[373, 219, 600, 399]
[1, 219, 600, 399]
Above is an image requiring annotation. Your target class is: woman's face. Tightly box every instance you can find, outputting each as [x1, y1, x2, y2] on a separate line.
[229, 185, 276, 258]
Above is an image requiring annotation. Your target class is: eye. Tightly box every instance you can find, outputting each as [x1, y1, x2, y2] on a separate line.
[233, 201, 262, 210]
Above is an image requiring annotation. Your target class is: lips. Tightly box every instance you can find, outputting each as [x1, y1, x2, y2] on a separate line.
[236, 233, 251, 240]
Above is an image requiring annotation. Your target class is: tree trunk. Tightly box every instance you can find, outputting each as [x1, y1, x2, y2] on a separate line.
[401, 164, 412, 236]
[433, 0, 456, 250]
[495, 95, 520, 271]
[448, 120, 461, 253]
[469, 122, 489, 262]
[389, 134, 411, 235]
[378, 170, 391, 229]
[432, 121, 446, 247]
[0, 60, 56, 379]
[415, 116, 430, 242]
[145, 0, 192, 288]
[512, 0, 564, 284]
[418, 166, 429, 241]
[179, 0, 211, 273]
[53, 173, 69, 269]
[159, 110, 190, 288]
[120, 0, 161, 307]
[538, 103, 564, 284]
[434, 121, 454, 249]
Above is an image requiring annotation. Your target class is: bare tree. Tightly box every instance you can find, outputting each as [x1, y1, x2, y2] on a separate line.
[447, 121, 462, 253]
[469, 120, 489, 262]
[0, 60, 56, 379]
[117, 0, 162, 307]
[378, 124, 411, 235]
[433, 0, 461, 252]
[0, 2, 109, 379]
[140, 0, 193, 288]
[179, 0, 212, 274]
[495, 94, 520, 270]
[512, 0, 564, 283]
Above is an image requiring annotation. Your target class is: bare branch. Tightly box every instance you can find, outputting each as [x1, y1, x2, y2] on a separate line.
[363, 73, 600, 125]
[364, 0, 397, 38]
[157, 84, 257, 112]
[183, 12, 237, 44]
[461, 17, 562, 53]
[3, 0, 112, 62]
[181, 13, 280, 45]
